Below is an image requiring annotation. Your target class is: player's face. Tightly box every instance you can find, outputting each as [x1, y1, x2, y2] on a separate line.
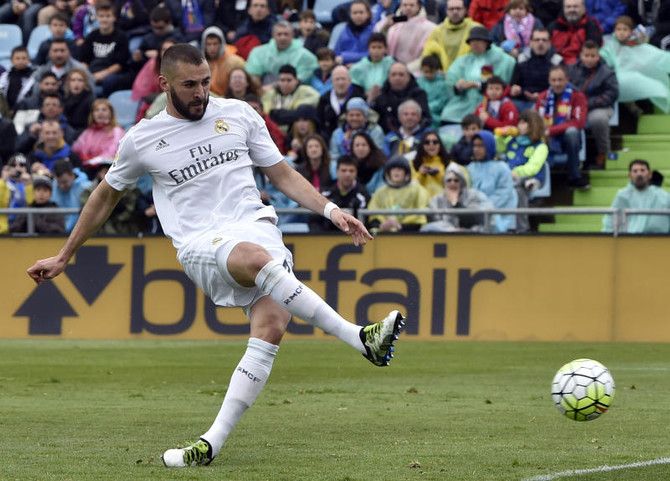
[164, 61, 211, 121]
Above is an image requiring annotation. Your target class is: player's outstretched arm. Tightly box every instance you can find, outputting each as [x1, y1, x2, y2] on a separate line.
[261, 161, 373, 246]
[27, 179, 125, 284]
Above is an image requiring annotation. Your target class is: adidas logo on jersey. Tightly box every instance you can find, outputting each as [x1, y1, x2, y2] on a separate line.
[155, 139, 169, 151]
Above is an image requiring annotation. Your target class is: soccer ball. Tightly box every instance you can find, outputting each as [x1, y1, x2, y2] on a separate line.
[551, 358, 615, 421]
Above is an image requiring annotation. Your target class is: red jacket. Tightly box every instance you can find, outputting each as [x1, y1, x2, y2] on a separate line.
[534, 88, 587, 137]
[468, 0, 508, 31]
[474, 97, 519, 129]
[549, 14, 603, 65]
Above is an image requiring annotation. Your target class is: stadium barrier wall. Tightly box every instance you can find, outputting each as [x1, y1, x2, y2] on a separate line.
[3, 235, 669, 342]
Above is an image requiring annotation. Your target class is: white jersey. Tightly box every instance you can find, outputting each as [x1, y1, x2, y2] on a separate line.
[106, 97, 284, 253]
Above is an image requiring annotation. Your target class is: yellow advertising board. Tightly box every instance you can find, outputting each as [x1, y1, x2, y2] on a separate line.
[2, 236, 669, 341]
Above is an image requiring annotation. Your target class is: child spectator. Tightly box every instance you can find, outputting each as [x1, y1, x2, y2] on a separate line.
[131, 5, 183, 67]
[79, 2, 130, 97]
[334, 0, 375, 66]
[310, 47, 336, 95]
[35, 12, 78, 66]
[367, 154, 430, 232]
[474, 75, 520, 131]
[600, 15, 670, 114]
[114, 0, 157, 38]
[10, 175, 66, 234]
[297, 9, 328, 54]
[491, 0, 544, 58]
[451, 114, 482, 165]
[72, 98, 125, 170]
[348, 131, 387, 194]
[409, 130, 453, 198]
[0, 46, 34, 115]
[50, 157, 91, 232]
[417, 55, 449, 130]
[62, 68, 94, 135]
[0, 155, 34, 234]
[349, 32, 395, 98]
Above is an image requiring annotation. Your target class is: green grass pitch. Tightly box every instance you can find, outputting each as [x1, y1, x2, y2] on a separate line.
[0, 340, 669, 481]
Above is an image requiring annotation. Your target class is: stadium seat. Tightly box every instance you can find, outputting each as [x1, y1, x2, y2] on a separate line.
[128, 35, 143, 55]
[27, 25, 52, 61]
[328, 22, 346, 50]
[529, 162, 551, 200]
[0, 24, 23, 65]
[313, 0, 350, 24]
[108, 90, 139, 130]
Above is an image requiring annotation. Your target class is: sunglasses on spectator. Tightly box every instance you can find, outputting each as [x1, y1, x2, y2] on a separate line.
[423, 138, 440, 145]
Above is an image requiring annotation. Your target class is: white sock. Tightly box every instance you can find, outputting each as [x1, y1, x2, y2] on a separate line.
[201, 337, 279, 456]
[255, 260, 365, 353]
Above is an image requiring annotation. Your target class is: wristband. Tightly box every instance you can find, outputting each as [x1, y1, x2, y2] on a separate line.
[323, 202, 339, 221]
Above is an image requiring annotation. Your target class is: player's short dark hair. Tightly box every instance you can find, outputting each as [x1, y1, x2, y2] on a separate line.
[11, 45, 28, 57]
[278, 64, 297, 77]
[461, 113, 482, 128]
[53, 158, 74, 177]
[368, 32, 386, 47]
[161, 44, 205, 76]
[486, 75, 505, 88]
[316, 47, 335, 61]
[49, 12, 70, 25]
[299, 8, 316, 21]
[629, 159, 650, 171]
[150, 5, 172, 23]
[421, 54, 441, 71]
[337, 154, 359, 169]
[581, 39, 600, 51]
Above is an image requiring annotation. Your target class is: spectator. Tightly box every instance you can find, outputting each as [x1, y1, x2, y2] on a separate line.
[567, 40, 618, 169]
[71, 0, 100, 47]
[0, 155, 34, 233]
[329, 97, 385, 162]
[62, 67, 95, 135]
[603, 159, 670, 233]
[13, 72, 60, 137]
[297, 134, 332, 192]
[0, 115, 17, 166]
[376, 0, 436, 73]
[510, 27, 563, 112]
[468, 0, 509, 30]
[442, 26, 516, 124]
[349, 33, 395, 100]
[50, 157, 91, 232]
[0, 0, 42, 44]
[32, 39, 95, 89]
[10, 175, 66, 234]
[16, 94, 79, 154]
[367, 154, 430, 232]
[625, 0, 661, 29]
[80, 159, 140, 235]
[164, 0, 215, 44]
[529, 0, 562, 28]
[383, 98, 431, 156]
[261, 64, 320, 133]
[245, 20, 319, 87]
[372, 61, 432, 133]
[244, 93, 286, 155]
[135, 174, 162, 235]
[297, 8, 328, 54]
[466, 130, 518, 232]
[285, 104, 319, 164]
[422, 0, 483, 73]
[35, 12, 79, 65]
[201, 26, 245, 97]
[72, 98, 125, 169]
[334, 0, 375, 66]
[316, 65, 366, 142]
[25, 119, 82, 172]
[311, 156, 371, 232]
[535, 64, 589, 189]
[409, 130, 453, 198]
[417, 55, 449, 130]
[451, 114, 482, 165]
[420, 162, 494, 232]
[548, 0, 603, 64]
[79, 2, 130, 97]
[131, 5, 183, 67]
[309, 47, 336, 96]
[225, 67, 262, 100]
[132, 37, 176, 121]
[490, 0, 544, 58]
[348, 131, 387, 194]
[474, 75, 520, 131]
[0, 46, 34, 115]
[233, 0, 276, 59]
[600, 15, 670, 114]
[113, 0, 157, 38]
[37, 0, 78, 27]
[585, 0, 626, 34]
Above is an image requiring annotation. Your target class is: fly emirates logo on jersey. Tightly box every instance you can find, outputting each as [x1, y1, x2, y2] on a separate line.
[168, 143, 240, 185]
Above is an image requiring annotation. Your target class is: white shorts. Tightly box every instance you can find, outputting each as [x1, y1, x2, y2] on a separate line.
[179, 219, 293, 312]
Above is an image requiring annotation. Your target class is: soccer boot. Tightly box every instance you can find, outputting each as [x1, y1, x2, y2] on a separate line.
[361, 310, 406, 367]
[162, 438, 213, 467]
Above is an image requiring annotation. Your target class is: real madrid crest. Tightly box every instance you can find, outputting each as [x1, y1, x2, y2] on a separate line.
[215, 119, 230, 134]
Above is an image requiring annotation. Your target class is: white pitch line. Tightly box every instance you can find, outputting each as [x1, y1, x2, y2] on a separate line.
[523, 457, 670, 481]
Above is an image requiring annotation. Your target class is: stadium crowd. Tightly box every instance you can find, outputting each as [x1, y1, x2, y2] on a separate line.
[1, 0, 670, 235]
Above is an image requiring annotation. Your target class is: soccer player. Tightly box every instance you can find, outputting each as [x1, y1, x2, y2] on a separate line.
[26, 44, 406, 468]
